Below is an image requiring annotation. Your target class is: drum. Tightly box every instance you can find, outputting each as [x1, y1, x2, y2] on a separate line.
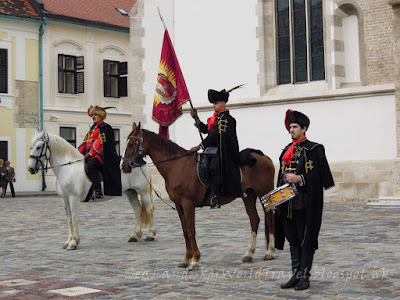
[261, 183, 298, 211]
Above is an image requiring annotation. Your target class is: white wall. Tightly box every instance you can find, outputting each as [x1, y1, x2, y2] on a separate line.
[175, 95, 397, 164]
[142, 0, 259, 137]
[140, 0, 397, 164]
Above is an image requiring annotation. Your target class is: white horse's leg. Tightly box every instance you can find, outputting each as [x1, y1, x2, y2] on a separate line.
[126, 189, 143, 242]
[264, 232, 276, 260]
[66, 195, 80, 250]
[61, 195, 73, 249]
[140, 191, 156, 241]
[243, 231, 257, 262]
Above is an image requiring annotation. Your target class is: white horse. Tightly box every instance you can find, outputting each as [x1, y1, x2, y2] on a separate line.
[27, 129, 156, 250]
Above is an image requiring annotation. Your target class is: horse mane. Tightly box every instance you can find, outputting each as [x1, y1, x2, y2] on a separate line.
[142, 129, 187, 155]
[47, 133, 84, 160]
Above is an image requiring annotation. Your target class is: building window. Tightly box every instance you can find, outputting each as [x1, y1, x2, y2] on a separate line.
[113, 129, 120, 156]
[276, 0, 325, 84]
[60, 127, 76, 148]
[103, 60, 127, 98]
[0, 49, 8, 93]
[58, 54, 84, 94]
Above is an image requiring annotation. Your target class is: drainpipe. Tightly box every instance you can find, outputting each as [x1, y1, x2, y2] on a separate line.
[39, 17, 47, 191]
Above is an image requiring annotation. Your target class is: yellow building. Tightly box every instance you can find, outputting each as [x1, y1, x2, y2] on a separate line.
[0, 0, 43, 192]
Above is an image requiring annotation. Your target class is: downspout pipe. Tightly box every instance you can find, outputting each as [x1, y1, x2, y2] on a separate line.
[39, 17, 47, 191]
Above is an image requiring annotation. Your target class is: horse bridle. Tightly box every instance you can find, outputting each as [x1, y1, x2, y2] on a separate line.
[29, 134, 51, 172]
[122, 129, 198, 168]
[121, 130, 145, 168]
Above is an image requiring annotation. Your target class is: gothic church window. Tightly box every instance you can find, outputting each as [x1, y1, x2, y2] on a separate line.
[276, 0, 325, 84]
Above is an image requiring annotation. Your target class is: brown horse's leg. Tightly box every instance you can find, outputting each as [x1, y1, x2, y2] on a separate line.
[242, 189, 260, 263]
[263, 209, 276, 260]
[182, 203, 200, 271]
[175, 204, 193, 268]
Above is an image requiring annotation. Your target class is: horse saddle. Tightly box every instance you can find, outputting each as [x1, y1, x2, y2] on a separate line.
[197, 147, 218, 188]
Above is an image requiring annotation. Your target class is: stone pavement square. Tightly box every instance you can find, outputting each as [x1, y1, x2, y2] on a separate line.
[0, 195, 399, 299]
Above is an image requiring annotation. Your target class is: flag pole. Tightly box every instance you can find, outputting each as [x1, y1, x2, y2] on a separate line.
[157, 7, 203, 141]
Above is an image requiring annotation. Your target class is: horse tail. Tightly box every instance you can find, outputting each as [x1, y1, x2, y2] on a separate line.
[140, 200, 150, 226]
[140, 176, 153, 226]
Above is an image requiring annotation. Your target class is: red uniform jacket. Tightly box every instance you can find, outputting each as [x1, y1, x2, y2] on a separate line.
[78, 120, 104, 164]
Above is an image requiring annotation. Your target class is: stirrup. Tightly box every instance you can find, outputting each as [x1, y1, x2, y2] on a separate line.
[210, 196, 221, 209]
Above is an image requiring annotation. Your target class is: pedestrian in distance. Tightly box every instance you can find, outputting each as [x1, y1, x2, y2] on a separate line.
[5, 160, 15, 197]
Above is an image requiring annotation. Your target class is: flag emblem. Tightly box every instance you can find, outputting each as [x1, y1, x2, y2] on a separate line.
[154, 60, 177, 106]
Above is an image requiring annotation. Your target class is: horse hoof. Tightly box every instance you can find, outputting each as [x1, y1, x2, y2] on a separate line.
[263, 254, 274, 261]
[177, 262, 189, 268]
[66, 245, 77, 250]
[242, 256, 253, 263]
[62, 243, 69, 249]
[128, 237, 138, 242]
[188, 262, 199, 271]
[145, 237, 154, 241]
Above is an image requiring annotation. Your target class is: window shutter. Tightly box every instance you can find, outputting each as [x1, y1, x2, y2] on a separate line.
[0, 49, 7, 93]
[76, 56, 84, 70]
[58, 71, 64, 93]
[104, 75, 111, 97]
[58, 54, 64, 69]
[118, 76, 127, 97]
[76, 71, 84, 93]
[118, 61, 128, 75]
[103, 60, 110, 74]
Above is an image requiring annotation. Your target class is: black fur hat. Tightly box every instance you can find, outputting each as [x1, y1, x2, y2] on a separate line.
[285, 109, 310, 132]
[207, 84, 245, 103]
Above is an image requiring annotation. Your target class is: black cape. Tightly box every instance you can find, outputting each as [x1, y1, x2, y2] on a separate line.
[275, 139, 334, 251]
[98, 122, 122, 196]
[198, 110, 242, 197]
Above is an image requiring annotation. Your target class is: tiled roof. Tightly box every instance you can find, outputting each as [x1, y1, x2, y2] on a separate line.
[42, 0, 135, 30]
[0, 0, 41, 20]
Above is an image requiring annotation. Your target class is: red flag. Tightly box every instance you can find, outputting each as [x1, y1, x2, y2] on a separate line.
[152, 29, 190, 138]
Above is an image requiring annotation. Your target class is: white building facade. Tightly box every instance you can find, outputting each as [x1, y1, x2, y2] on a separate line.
[130, 0, 397, 201]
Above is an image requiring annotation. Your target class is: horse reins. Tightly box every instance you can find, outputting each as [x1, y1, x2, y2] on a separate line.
[122, 130, 198, 168]
[30, 134, 84, 172]
[121, 129, 200, 210]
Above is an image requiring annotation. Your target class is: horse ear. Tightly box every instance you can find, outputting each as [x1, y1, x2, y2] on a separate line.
[138, 122, 141, 130]
[132, 122, 137, 130]
[35, 128, 40, 135]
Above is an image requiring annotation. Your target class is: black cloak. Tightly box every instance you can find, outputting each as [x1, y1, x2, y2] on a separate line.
[98, 122, 122, 196]
[275, 139, 334, 251]
[198, 110, 242, 197]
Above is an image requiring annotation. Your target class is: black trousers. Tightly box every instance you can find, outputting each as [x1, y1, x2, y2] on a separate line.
[282, 209, 314, 274]
[5, 182, 15, 197]
[85, 158, 103, 192]
[209, 155, 222, 198]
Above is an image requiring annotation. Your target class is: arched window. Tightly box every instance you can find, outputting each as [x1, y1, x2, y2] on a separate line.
[276, 0, 325, 85]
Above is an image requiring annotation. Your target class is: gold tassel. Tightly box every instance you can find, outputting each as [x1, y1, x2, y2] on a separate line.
[287, 199, 293, 219]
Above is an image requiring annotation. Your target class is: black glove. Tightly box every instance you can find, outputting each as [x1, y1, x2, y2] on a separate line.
[191, 108, 199, 121]
[84, 153, 91, 160]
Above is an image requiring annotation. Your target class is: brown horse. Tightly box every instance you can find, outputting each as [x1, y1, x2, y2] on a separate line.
[122, 122, 275, 270]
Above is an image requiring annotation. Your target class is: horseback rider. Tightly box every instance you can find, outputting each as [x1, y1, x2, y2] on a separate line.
[190, 86, 242, 208]
[79, 105, 122, 201]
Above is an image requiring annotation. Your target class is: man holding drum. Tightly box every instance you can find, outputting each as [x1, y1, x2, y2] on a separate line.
[275, 109, 334, 290]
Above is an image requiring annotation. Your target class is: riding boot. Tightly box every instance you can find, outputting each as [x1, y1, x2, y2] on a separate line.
[95, 190, 104, 200]
[295, 269, 310, 290]
[295, 251, 314, 290]
[281, 246, 302, 289]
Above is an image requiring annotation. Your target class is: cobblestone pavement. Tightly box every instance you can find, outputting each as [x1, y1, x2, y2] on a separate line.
[0, 194, 399, 299]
